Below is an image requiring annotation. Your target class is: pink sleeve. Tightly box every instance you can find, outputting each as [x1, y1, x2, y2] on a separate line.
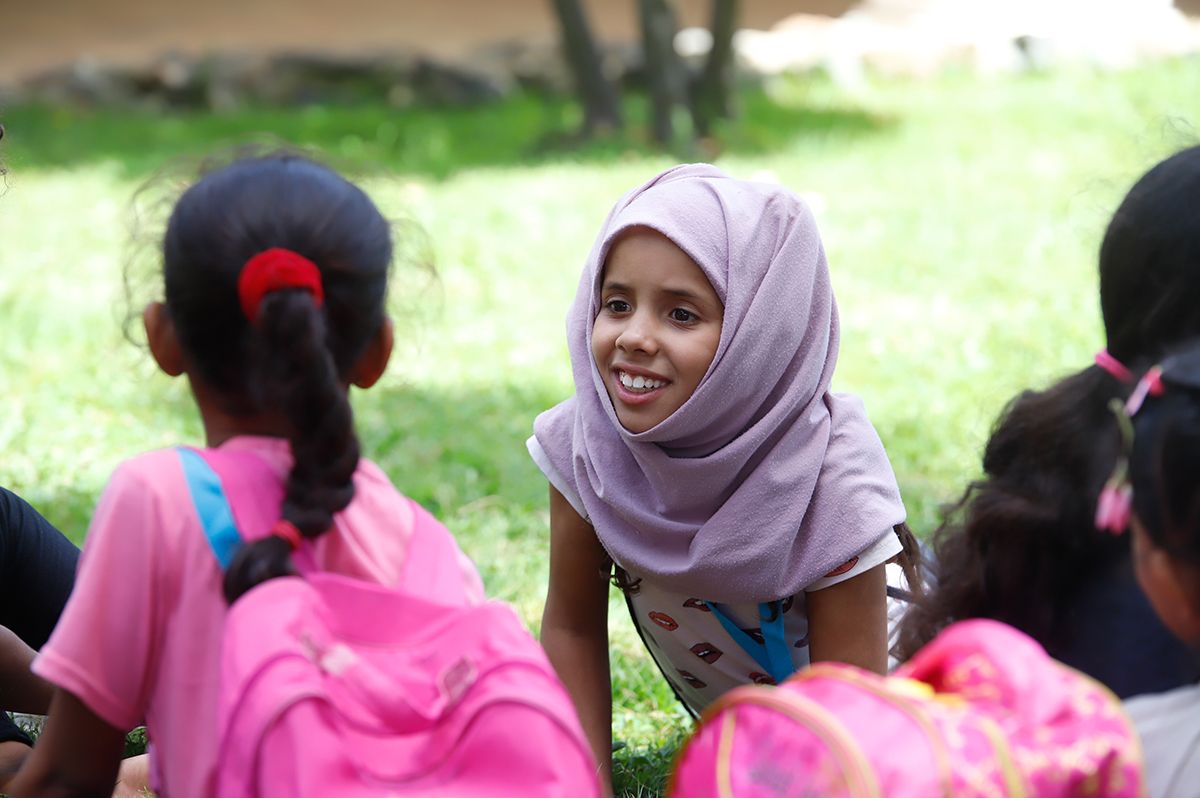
[33, 461, 172, 731]
[457, 548, 486, 605]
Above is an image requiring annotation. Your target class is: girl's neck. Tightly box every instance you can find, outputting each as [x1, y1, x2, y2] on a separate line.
[189, 378, 292, 448]
[201, 415, 291, 448]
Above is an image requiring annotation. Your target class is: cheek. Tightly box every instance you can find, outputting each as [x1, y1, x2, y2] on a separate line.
[591, 320, 613, 364]
[682, 330, 721, 381]
[1131, 524, 1155, 590]
[1132, 530, 1192, 641]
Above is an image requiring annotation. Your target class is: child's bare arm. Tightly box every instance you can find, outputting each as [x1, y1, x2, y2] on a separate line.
[6, 689, 125, 797]
[807, 563, 888, 674]
[0, 625, 54, 714]
[110, 754, 150, 798]
[540, 485, 613, 797]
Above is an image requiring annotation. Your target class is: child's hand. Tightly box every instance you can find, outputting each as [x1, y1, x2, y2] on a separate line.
[111, 754, 152, 798]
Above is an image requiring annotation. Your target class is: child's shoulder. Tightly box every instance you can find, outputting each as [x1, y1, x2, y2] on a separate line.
[81, 448, 200, 567]
[339, 457, 486, 602]
[349, 459, 449, 541]
[352, 455, 396, 492]
[105, 446, 192, 498]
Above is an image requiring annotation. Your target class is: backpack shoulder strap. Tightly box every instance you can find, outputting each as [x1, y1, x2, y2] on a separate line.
[705, 600, 796, 685]
[178, 446, 243, 570]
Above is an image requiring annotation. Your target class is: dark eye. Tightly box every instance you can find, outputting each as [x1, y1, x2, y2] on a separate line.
[605, 299, 631, 313]
[670, 308, 696, 323]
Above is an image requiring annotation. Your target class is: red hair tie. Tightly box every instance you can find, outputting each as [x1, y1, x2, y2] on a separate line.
[271, 519, 305, 550]
[238, 248, 325, 322]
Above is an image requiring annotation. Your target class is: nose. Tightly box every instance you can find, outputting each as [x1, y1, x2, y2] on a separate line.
[615, 311, 658, 355]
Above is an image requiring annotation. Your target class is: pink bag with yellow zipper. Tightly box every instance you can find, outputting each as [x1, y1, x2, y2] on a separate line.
[669, 619, 1144, 797]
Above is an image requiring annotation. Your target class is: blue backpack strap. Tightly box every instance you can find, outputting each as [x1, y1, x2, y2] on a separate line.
[758, 601, 795, 682]
[705, 600, 796, 685]
[177, 447, 243, 570]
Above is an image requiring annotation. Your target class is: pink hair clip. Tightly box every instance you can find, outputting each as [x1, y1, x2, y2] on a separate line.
[1124, 366, 1164, 415]
[1094, 472, 1133, 535]
[1093, 365, 1165, 535]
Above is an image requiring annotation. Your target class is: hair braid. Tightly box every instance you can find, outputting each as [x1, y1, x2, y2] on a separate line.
[222, 289, 360, 603]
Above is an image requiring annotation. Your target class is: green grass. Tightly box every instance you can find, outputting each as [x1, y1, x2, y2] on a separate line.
[2, 60, 1199, 795]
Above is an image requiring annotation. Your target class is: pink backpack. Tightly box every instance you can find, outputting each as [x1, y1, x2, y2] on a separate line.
[178, 448, 600, 797]
[670, 619, 1145, 797]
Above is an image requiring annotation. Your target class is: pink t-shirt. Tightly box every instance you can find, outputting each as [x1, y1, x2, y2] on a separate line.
[34, 436, 484, 798]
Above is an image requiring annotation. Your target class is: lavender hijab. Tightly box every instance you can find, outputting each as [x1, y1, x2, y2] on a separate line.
[533, 164, 904, 603]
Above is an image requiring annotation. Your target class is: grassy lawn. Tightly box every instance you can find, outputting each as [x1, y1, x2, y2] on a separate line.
[2, 60, 1199, 794]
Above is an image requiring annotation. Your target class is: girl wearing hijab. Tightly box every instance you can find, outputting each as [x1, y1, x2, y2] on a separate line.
[530, 164, 914, 793]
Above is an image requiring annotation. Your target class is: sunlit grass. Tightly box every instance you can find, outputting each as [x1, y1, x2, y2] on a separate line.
[2, 60, 1199, 795]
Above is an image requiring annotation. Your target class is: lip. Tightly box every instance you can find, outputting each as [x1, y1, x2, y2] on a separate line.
[610, 366, 671, 406]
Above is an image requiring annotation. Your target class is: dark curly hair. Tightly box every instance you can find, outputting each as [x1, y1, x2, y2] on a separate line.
[897, 146, 1200, 695]
[895, 367, 1125, 654]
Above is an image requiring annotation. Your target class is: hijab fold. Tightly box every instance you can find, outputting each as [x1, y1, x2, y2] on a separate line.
[534, 164, 904, 603]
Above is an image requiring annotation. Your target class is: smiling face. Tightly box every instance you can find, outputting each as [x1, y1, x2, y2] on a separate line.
[591, 227, 723, 433]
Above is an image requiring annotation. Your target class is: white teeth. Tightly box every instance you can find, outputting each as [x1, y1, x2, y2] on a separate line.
[618, 371, 665, 392]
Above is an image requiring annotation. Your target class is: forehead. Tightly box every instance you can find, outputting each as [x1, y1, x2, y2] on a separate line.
[602, 227, 720, 299]
[601, 180, 732, 302]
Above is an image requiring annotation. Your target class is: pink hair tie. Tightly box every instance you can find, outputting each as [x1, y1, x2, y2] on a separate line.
[1094, 474, 1133, 535]
[238, 248, 325, 322]
[1093, 364, 1166, 535]
[271, 519, 305, 550]
[1095, 349, 1132, 383]
[1124, 366, 1164, 416]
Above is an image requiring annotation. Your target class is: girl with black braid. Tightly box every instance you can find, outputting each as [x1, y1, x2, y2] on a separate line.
[8, 153, 485, 798]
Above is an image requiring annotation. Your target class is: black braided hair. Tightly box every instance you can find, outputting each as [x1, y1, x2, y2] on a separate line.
[161, 153, 390, 603]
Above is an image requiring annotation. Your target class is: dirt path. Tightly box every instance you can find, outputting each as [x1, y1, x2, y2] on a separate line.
[2, 0, 855, 85]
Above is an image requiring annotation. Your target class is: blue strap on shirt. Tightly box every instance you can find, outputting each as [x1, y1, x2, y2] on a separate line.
[177, 447, 242, 569]
[704, 600, 796, 684]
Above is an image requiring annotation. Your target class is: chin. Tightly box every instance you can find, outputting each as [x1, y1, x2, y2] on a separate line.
[614, 410, 663, 434]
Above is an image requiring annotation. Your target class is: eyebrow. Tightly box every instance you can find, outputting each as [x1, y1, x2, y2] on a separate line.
[601, 280, 709, 303]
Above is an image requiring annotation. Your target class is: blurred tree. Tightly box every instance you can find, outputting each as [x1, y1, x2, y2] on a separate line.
[639, 0, 689, 145]
[549, 0, 623, 135]
[549, 0, 741, 144]
[549, 0, 734, 144]
[691, 0, 738, 137]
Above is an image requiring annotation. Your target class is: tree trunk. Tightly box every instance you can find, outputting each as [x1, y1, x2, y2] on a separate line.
[550, 0, 622, 136]
[692, 0, 738, 137]
[638, 0, 688, 146]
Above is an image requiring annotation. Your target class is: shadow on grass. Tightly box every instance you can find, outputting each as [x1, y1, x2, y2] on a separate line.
[16, 375, 943, 798]
[613, 735, 685, 797]
[1, 88, 894, 180]
[24, 371, 949, 554]
[355, 379, 568, 516]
